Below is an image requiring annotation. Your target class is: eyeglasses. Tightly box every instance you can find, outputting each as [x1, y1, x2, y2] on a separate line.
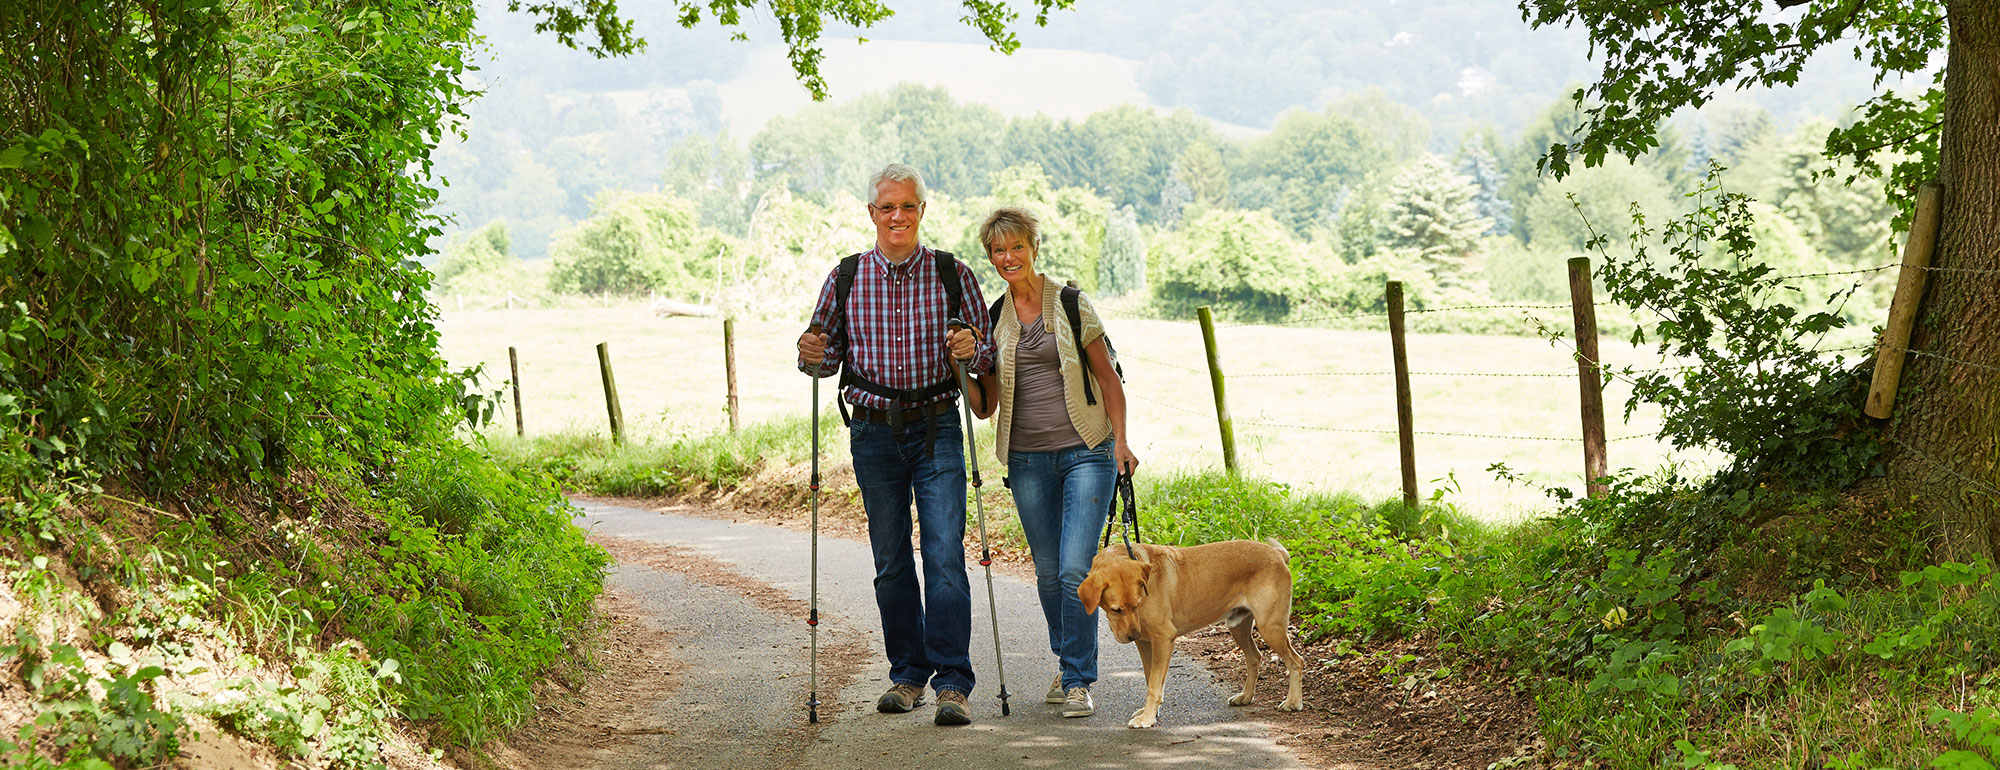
[869, 202, 923, 217]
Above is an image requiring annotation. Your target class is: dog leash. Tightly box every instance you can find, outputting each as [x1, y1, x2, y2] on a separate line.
[1100, 472, 1140, 558]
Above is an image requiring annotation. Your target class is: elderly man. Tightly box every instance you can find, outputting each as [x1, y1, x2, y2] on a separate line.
[797, 163, 995, 726]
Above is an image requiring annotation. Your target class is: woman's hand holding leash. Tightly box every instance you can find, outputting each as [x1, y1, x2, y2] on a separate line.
[1115, 445, 1139, 476]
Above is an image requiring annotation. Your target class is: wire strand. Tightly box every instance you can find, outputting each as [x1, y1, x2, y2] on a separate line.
[1218, 302, 1578, 329]
[1233, 418, 1653, 443]
[1882, 345, 2000, 374]
[1905, 264, 2000, 277]
[1232, 368, 1578, 379]
[1773, 263, 1898, 280]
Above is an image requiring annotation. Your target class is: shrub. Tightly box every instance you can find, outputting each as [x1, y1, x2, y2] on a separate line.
[548, 193, 739, 297]
[434, 220, 513, 289]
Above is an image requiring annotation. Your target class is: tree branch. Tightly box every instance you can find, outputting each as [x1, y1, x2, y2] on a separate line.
[1849, 117, 1944, 157]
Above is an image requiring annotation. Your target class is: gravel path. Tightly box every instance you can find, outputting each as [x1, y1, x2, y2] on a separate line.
[563, 498, 1308, 769]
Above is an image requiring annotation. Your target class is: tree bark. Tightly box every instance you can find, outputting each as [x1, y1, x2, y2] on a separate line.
[1882, 1, 2000, 561]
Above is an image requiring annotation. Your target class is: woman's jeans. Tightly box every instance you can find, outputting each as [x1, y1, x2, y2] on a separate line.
[848, 409, 974, 695]
[1007, 437, 1117, 689]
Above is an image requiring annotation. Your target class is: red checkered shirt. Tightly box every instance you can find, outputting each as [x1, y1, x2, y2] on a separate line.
[800, 245, 996, 410]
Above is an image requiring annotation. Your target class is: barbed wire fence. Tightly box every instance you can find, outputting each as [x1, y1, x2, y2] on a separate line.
[1111, 263, 1638, 505]
[477, 182, 1996, 503]
[488, 319, 801, 442]
[1098, 242, 1961, 508]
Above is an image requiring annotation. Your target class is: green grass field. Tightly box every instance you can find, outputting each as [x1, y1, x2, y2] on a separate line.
[435, 299, 1724, 520]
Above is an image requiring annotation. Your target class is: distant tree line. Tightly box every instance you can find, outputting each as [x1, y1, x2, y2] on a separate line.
[436, 83, 1896, 333]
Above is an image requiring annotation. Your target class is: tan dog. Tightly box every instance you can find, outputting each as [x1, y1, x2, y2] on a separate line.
[1079, 540, 1305, 728]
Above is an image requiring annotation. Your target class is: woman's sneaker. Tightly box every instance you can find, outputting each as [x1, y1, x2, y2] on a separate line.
[1061, 687, 1094, 718]
[1045, 674, 1065, 704]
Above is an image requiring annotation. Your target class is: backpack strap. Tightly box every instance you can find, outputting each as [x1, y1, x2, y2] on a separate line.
[824, 254, 864, 422]
[1061, 285, 1097, 406]
[933, 249, 965, 325]
[828, 253, 863, 352]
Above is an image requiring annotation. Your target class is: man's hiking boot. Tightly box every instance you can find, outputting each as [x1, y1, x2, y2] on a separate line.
[1061, 687, 1095, 718]
[934, 689, 971, 726]
[1045, 673, 1065, 704]
[876, 683, 925, 713]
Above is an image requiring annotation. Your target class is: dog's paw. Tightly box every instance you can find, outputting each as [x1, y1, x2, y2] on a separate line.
[1127, 710, 1158, 729]
[1228, 692, 1252, 706]
[1278, 697, 1304, 712]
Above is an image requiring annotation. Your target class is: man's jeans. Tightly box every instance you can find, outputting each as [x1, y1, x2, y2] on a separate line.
[848, 408, 975, 695]
[1006, 437, 1117, 690]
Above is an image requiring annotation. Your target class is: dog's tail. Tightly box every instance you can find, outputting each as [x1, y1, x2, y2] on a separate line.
[1264, 538, 1288, 561]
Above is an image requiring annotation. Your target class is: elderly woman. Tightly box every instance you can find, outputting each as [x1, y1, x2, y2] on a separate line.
[963, 206, 1138, 719]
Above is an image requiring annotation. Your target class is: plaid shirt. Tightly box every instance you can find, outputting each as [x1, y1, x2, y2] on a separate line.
[800, 245, 996, 410]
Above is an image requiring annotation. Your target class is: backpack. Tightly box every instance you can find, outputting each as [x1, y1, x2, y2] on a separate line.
[988, 281, 1125, 406]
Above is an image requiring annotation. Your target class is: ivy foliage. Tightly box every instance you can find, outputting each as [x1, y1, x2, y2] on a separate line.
[0, 0, 484, 491]
[0, 0, 608, 757]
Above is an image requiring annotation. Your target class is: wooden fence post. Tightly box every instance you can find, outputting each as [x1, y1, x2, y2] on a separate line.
[1568, 257, 1608, 498]
[724, 318, 740, 433]
[508, 346, 524, 437]
[596, 341, 625, 444]
[1196, 306, 1238, 476]
[1866, 182, 1944, 419]
[1387, 281, 1418, 509]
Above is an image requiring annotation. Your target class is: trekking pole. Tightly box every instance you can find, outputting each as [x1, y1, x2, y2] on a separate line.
[947, 318, 1011, 716]
[807, 325, 824, 724]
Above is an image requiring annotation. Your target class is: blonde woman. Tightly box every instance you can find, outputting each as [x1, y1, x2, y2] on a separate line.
[964, 207, 1137, 719]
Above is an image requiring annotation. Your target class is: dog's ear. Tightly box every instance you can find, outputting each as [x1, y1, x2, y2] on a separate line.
[1079, 573, 1102, 616]
[1136, 562, 1152, 598]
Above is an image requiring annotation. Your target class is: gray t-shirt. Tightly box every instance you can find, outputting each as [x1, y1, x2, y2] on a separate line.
[1008, 316, 1086, 452]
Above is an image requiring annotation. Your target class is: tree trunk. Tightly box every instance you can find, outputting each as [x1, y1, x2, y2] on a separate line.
[1882, 1, 2000, 561]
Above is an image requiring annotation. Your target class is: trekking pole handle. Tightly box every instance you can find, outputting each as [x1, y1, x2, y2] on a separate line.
[945, 316, 981, 345]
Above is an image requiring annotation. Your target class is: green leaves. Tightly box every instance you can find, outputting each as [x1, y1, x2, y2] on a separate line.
[1588, 165, 1876, 487]
[1519, 0, 1941, 242]
[1929, 707, 2000, 768]
[3, 635, 183, 766]
[512, 0, 1074, 100]
[1, 0, 480, 494]
[1725, 606, 1845, 675]
[1861, 559, 1992, 660]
